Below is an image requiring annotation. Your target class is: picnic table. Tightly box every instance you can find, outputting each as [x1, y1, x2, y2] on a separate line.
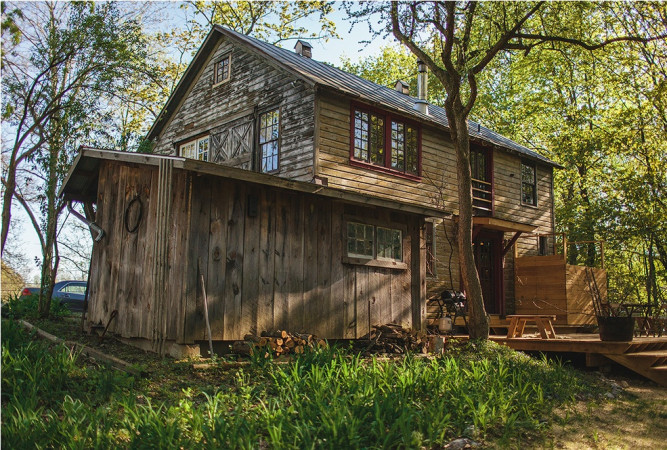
[506, 314, 557, 339]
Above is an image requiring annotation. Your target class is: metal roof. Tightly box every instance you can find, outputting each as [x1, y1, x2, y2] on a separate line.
[149, 26, 561, 168]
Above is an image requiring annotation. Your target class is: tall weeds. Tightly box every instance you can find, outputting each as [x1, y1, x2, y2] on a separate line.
[2, 322, 591, 448]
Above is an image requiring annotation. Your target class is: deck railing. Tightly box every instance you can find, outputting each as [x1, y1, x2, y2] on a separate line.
[520, 232, 605, 269]
[472, 178, 492, 216]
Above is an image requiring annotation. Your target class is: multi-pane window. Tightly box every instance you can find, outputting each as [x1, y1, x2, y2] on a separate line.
[353, 110, 384, 165]
[346, 222, 403, 262]
[352, 106, 420, 176]
[259, 109, 280, 173]
[521, 161, 537, 205]
[214, 55, 231, 84]
[390, 121, 418, 175]
[347, 222, 374, 258]
[376, 227, 402, 260]
[180, 136, 209, 161]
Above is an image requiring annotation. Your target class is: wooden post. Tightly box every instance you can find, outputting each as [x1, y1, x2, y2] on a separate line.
[600, 241, 605, 269]
[199, 258, 214, 358]
[562, 233, 567, 262]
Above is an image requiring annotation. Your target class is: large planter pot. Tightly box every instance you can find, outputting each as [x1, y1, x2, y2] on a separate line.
[597, 316, 635, 342]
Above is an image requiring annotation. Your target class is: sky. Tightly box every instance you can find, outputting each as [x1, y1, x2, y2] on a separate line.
[7, 2, 396, 283]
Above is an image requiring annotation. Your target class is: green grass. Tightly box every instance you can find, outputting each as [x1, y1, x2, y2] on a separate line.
[1, 320, 596, 448]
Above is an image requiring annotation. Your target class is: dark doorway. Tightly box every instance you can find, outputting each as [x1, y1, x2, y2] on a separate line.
[473, 231, 503, 314]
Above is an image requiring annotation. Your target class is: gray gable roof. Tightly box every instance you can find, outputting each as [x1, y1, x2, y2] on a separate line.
[149, 25, 561, 168]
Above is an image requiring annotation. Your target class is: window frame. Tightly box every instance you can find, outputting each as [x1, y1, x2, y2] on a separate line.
[349, 102, 422, 180]
[343, 216, 408, 270]
[213, 53, 232, 86]
[257, 107, 281, 174]
[520, 160, 538, 206]
[178, 135, 210, 161]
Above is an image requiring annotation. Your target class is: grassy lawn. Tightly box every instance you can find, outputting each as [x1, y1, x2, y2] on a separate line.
[3, 309, 661, 449]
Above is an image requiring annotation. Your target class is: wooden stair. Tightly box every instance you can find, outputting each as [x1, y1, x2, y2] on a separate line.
[603, 342, 667, 387]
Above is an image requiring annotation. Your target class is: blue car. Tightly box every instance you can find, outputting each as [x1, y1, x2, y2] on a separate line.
[21, 280, 87, 313]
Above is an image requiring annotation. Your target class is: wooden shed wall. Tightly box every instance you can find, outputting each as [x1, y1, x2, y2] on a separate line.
[184, 176, 424, 342]
[88, 160, 425, 344]
[154, 36, 316, 181]
[87, 161, 191, 341]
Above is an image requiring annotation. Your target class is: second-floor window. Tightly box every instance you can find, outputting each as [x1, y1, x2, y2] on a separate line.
[351, 105, 420, 177]
[214, 54, 231, 84]
[180, 136, 209, 161]
[521, 161, 537, 206]
[259, 109, 280, 173]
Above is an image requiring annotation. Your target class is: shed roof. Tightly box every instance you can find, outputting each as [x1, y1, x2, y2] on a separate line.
[60, 148, 448, 218]
[148, 26, 561, 169]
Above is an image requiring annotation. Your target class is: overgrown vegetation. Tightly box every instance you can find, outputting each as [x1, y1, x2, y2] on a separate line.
[2, 319, 598, 448]
[1, 292, 70, 320]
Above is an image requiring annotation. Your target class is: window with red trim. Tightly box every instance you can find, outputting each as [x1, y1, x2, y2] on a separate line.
[351, 105, 420, 177]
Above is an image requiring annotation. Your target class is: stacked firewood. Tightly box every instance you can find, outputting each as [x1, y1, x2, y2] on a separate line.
[232, 330, 326, 357]
[357, 323, 430, 354]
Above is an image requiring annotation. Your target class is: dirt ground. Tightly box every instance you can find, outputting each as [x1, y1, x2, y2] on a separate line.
[533, 371, 667, 449]
[25, 317, 667, 449]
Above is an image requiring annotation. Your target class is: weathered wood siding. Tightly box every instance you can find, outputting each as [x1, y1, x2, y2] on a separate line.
[183, 184, 424, 342]
[87, 161, 191, 341]
[87, 160, 424, 344]
[316, 91, 455, 212]
[154, 36, 315, 181]
[315, 91, 555, 311]
[494, 151, 554, 310]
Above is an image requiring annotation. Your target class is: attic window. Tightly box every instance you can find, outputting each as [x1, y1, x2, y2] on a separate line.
[214, 54, 231, 85]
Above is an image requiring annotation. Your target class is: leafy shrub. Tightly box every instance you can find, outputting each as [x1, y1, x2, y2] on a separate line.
[2, 292, 70, 320]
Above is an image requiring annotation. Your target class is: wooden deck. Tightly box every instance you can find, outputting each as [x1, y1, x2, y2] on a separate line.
[488, 333, 667, 387]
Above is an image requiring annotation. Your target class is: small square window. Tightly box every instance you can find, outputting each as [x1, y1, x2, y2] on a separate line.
[214, 55, 231, 84]
[377, 227, 402, 261]
[347, 222, 374, 258]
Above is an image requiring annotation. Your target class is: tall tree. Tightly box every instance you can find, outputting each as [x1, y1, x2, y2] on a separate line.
[346, 1, 665, 338]
[1, 2, 148, 315]
[184, 1, 338, 45]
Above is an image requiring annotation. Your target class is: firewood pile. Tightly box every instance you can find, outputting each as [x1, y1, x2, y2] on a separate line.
[232, 330, 326, 357]
[355, 323, 430, 355]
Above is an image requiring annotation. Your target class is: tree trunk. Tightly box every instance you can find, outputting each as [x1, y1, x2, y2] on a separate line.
[450, 111, 490, 339]
[1, 167, 16, 255]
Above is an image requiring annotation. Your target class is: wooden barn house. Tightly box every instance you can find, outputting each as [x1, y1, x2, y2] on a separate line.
[61, 26, 605, 356]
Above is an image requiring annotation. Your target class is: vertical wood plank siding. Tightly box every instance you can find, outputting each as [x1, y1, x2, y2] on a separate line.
[153, 37, 315, 182]
[87, 161, 424, 343]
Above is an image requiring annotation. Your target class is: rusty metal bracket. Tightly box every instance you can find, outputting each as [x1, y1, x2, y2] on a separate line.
[98, 310, 118, 342]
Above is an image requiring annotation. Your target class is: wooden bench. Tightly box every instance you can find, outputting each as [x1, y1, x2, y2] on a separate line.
[506, 315, 557, 339]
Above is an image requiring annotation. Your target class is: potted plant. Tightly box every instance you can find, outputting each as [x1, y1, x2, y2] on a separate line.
[587, 268, 635, 342]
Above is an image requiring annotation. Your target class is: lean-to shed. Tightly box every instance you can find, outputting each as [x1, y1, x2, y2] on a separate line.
[61, 148, 441, 356]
